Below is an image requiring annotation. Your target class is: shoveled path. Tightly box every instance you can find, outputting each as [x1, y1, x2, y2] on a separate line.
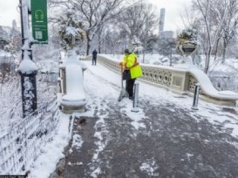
[61, 62, 238, 178]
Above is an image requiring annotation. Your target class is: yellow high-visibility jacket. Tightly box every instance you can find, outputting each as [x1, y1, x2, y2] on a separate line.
[123, 53, 143, 79]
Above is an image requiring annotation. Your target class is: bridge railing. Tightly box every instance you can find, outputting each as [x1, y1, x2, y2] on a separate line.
[84, 55, 238, 106]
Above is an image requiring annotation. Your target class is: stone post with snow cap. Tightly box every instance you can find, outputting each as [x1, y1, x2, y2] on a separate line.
[59, 50, 87, 113]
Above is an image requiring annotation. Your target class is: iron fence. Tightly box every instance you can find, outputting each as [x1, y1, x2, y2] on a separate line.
[0, 98, 59, 175]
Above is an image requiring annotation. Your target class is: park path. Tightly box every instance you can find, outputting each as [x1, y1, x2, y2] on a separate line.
[61, 61, 238, 178]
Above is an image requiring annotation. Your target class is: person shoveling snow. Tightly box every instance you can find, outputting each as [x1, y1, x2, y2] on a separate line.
[118, 48, 143, 101]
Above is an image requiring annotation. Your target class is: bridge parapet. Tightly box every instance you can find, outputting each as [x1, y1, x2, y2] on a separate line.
[83, 55, 238, 106]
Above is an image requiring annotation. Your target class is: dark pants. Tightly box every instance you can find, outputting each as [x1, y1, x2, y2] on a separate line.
[92, 57, 97, 65]
[126, 78, 136, 97]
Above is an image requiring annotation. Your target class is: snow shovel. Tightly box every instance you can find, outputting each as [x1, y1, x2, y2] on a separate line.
[118, 66, 128, 101]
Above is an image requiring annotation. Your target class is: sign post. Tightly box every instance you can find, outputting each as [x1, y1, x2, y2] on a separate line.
[19, 0, 48, 117]
[19, 0, 38, 118]
[31, 0, 48, 43]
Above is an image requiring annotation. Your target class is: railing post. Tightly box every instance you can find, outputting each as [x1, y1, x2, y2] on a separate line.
[131, 82, 139, 112]
[192, 83, 200, 110]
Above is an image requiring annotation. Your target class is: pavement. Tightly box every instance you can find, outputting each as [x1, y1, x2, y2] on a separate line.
[57, 63, 238, 178]
[60, 99, 238, 178]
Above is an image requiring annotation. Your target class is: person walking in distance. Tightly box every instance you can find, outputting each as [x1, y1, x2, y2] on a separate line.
[119, 49, 142, 100]
[92, 49, 97, 65]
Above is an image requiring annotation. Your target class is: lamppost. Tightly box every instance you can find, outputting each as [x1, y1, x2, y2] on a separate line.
[18, 0, 38, 118]
[177, 28, 200, 110]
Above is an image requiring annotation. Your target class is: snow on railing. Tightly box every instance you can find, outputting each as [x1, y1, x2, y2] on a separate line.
[0, 98, 59, 175]
[84, 55, 238, 106]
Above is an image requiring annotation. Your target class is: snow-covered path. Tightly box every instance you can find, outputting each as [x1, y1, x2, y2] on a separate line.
[60, 61, 238, 178]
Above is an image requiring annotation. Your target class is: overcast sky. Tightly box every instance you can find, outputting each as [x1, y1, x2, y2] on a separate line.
[0, 0, 19, 27]
[0, 0, 192, 33]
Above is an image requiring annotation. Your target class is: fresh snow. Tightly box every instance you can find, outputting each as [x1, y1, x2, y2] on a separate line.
[18, 51, 38, 74]
[1, 52, 238, 178]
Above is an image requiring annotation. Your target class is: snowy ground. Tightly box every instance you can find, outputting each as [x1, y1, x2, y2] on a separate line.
[25, 60, 238, 178]
[1, 51, 238, 177]
[63, 61, 238, 178]
[81, 60, 238, 139]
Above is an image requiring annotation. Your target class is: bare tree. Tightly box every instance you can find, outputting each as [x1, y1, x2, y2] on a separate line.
[49, 0, 126, 54]
[0, 55, 13, 84]
[104, 26, 124, 54]
[157, 38, 176, 66]
[192, 0, 217, 73]
[118, 2, 158, 60]
[70, 0, 126, 55]
[219, 0, 238, 62]
[205, 0, 238, 62]
[192, 0, 238, 73]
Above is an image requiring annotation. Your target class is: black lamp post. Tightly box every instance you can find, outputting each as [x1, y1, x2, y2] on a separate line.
[18, 0, 38, 118]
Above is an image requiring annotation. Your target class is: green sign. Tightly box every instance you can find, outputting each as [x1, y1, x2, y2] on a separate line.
[31, 0, 48, 43]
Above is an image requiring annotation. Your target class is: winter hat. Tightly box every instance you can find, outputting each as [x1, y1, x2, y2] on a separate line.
[124, 49, 130, 54]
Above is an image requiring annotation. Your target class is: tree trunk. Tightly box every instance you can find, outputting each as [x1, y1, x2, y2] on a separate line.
[98, 36, 101, 54]
[213, 37, 221, 61]
[142, 50, 145, 63]
[204, 48, 211, 74]
[86, 33, 90, 55]
[169, 53, 172, 67]
[222, 40, 227, 63]
[71, 36, 75, 47]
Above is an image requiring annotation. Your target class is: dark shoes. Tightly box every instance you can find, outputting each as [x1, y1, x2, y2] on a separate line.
[129, 96, 134, 100]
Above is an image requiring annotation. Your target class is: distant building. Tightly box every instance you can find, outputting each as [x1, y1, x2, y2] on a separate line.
[160, 31, 174, 39]
[158, 8, 174, 39]
[159, 8, 165, 35]
[12, 20, 17, 30]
